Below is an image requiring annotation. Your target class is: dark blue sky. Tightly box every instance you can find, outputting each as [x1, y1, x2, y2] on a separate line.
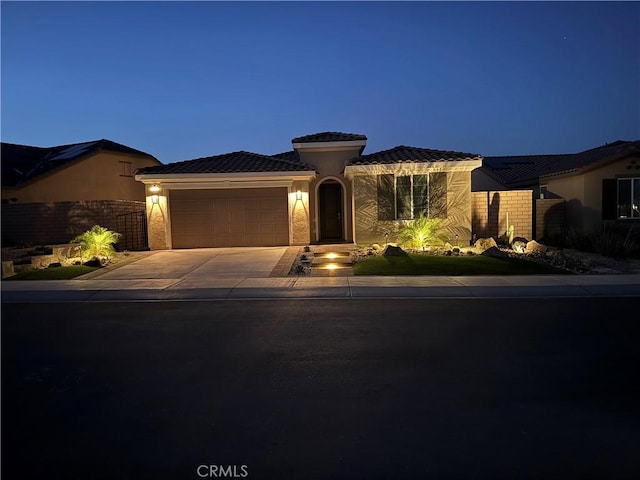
[2, 1, 639, 163]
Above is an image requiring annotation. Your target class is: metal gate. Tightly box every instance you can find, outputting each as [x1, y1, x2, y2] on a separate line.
[116, 211, 148, 251]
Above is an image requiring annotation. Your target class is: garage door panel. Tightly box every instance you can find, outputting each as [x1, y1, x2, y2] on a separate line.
[170, 188, 289, 248]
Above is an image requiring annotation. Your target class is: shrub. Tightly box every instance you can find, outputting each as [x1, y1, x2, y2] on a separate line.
[71, 225, 122, 261]
[398, 214, 447, 250]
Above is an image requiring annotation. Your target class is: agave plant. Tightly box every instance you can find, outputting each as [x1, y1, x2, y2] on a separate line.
[71, 225, 121, 261]
[399, 214, 446, 250]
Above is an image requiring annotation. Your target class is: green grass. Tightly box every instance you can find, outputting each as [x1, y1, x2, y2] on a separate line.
[4, 265, 99, 281]
[353, 254, 572, 276]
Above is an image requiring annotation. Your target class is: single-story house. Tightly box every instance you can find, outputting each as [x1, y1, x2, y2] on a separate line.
[135, 132, 483, 249]
[473, 140, 640, 236]
[1, 139, 161, 248]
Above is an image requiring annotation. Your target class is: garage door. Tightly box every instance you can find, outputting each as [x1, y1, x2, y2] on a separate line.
[170, 188, 289, 248]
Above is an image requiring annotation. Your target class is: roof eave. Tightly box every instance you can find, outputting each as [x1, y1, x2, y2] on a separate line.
[344, 159, 482, 179]
[135, 170, 317, 184]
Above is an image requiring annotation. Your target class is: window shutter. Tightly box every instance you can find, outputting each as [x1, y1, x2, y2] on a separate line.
[377, 174, 395, 221]
[429, 172, 448, 218]
[602, 179, 617, 220]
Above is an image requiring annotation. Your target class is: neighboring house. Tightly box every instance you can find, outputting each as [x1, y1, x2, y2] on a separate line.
[135, 132, 482, 250]
[1, 139, 161, 248]
[473, 140, 640, 236]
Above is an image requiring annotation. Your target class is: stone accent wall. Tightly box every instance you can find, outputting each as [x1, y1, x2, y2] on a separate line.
[535, 198, 566, 240]
[1, 200, 146, 247]
[471, 190, 533, 241]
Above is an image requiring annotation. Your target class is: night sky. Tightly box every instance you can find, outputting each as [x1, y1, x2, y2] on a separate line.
[2, 1, 638, 163]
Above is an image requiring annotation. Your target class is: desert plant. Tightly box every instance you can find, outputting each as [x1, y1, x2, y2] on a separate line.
[71, 225, 121, 261]
[398, 214, 447, 250]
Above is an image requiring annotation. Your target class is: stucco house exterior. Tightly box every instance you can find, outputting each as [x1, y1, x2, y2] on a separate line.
[2, 139, 161, 248]
[473, 140, 640, 237]
[135, 132, 483, 250]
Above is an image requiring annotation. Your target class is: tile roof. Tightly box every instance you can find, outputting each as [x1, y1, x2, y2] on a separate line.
[346, 145, 482, 166]
[291, 132, 367, 143]
[136, 151, 317, 175]
[482, 140, 640, 187]
[1, 139, 158, 187]
[271, 150, 301, 163]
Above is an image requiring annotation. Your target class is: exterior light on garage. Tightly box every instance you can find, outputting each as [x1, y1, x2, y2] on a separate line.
[296, 190, 302, 201]
[151, 194, 160, 204]
[149, 184, 161, 193]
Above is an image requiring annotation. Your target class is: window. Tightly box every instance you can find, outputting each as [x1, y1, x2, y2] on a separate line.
[119, 161, 133, 177]
[539, 185, 548, 199]
[618, 178, 640, 219]
[377, 173, 447, 220]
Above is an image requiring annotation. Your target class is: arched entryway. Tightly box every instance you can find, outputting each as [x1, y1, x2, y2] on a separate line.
[318, 179, 344, 241]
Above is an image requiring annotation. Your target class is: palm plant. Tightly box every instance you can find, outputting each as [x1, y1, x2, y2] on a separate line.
[71, 225, 121, 260]
[399, 214, 446, 250]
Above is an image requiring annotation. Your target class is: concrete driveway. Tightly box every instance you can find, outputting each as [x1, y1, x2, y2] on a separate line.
[88, 247, 289, 285]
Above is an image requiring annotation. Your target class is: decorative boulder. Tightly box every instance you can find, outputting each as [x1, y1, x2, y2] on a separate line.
[474, 237, 498, 253]
[382, 245, 408, 256]
[525, 240, 548, 254]
[480, 246, 508, 258]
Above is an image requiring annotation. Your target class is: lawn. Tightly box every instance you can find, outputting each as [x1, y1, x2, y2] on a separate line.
[353, 254, 572, 276]
[4, 265, 99, 281]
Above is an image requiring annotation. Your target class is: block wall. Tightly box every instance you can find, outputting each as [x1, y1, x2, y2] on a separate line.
[471, 190, 533, 241]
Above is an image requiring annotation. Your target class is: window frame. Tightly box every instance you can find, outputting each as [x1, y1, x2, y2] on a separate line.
[617, 177, 640, 219]
[394, 174, 430, 220]
[119, 161, 133, 177]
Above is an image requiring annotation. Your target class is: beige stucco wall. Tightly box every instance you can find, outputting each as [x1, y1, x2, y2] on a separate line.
[298, 148, 361, 242]
[544, 156, 638, 233]
[290, 181, 312, 245]
[353, 170, 474, 247]
[146, 186, 171, 250]
[3, 152, 160, 203]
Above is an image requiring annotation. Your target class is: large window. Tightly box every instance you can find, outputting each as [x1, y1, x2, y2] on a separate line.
[618, 178, 640, 219]
[377, 173, 447, 221]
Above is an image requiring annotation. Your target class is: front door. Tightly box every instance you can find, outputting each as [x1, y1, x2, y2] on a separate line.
[319, 182, 343, 240]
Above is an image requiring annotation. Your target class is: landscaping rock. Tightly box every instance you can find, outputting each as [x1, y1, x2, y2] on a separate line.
[84, 259, 101, 267]
[382, 245, 408, 256]
[48, 262, 62, 268]
[443, 242, 454, 252]
[525, 240, 548, 254]
[480, 246, 509, 258]
[2, 261, 15, 279]
[474, 237, 497, 253]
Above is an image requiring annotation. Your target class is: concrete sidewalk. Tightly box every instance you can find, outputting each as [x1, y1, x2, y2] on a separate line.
[3, 274, 640, 302]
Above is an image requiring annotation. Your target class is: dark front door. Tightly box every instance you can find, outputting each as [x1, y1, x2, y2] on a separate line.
[319, 182, 343, 240]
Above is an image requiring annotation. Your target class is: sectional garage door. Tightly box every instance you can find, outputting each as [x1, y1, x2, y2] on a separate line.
[169, 188, 289, 248]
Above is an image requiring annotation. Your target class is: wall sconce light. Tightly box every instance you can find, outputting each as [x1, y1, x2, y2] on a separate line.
[296, 190, 302, 201]
[149, 184, 161, 193]
[151, 194, 160, 204]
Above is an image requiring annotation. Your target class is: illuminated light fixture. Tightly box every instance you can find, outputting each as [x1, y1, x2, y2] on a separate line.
[322, 263, 340, 270]
[151, 194, 160, 204]
[149, 184, 161, 193]
[296, 190, 302, 200]
[325, 252, 338, 259]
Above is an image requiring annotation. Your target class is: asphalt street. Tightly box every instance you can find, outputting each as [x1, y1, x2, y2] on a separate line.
[2, 298, 640, 479]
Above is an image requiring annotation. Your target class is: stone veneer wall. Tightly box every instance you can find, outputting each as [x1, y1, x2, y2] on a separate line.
[471, 190, 533, 241]
[535, 198, 566, 240]
[1, 200, 146, 247]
